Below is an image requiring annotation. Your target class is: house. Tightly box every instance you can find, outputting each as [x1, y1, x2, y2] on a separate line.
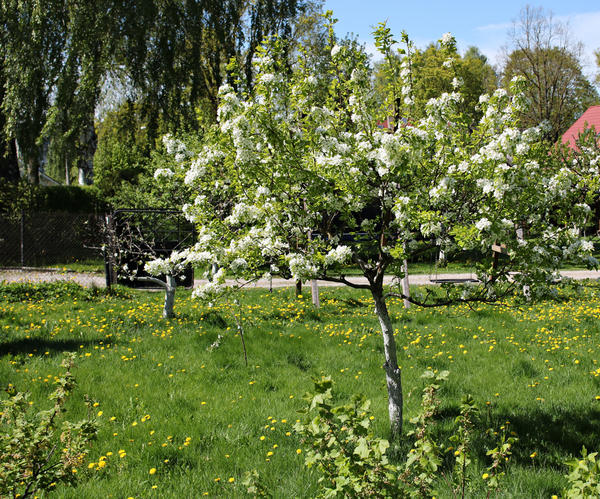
[561, 105, 600, 152]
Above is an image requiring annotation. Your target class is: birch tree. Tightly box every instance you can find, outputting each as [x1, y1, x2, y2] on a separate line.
[149, 17, 593, 436]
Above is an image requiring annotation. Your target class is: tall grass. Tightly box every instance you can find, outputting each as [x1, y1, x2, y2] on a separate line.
[1, 281, 600, 497]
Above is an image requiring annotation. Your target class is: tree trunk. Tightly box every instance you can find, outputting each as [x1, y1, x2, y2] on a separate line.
[27, 156, 39, 185]
[65, 157, 70, 185]
[77, 121, 97, 185]
[371, 287, 403, 437]
[402, 259, 410, 309]
[15, 141, 39, 184]
[136, 275, 177, 318]
[295, 279, 302, 297]
[163, 275, 176, 319]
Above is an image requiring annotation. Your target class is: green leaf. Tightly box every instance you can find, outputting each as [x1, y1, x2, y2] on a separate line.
[354, 438, 370, 459]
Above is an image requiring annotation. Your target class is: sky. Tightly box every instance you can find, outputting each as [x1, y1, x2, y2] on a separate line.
[322, 1, 600, 77]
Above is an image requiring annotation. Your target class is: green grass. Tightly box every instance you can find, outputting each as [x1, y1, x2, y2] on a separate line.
[40, 258, 105, 273]
[2, 281, 600, 497]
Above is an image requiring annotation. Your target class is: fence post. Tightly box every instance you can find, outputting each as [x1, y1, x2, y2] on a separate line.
[20, 209, 24, 267]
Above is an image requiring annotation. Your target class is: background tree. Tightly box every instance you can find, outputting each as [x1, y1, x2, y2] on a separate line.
[374, 42, 497, 127]
[502, 5, 599, 142]
[0, 0, 67, 184]
[0, 56, 19, 182]
[1, 0, 322, 186]
[43, 0, 121, 185]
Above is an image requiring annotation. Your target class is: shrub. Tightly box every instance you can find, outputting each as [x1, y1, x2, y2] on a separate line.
[294, 376, 398, 498]
[0, 180, 107, 215]
[563, 447, 600, 498]
[0, 354, 98, 498]
[295, 373, 517, 498]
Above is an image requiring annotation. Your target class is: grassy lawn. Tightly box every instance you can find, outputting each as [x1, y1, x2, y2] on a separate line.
[39, 259, 105, 273]
[1, 281, 600, 497]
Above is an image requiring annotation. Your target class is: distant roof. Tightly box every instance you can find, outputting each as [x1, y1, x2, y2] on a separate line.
[561, 105, 600, 151]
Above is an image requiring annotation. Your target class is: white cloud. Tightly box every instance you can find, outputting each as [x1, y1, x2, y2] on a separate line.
[475, 22, 512, 33]
[561, 11, 600, 75]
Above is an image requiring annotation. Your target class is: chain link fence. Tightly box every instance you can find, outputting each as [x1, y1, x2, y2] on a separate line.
[0, 211, 104, 268]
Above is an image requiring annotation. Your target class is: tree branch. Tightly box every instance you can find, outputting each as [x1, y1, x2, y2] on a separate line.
[318, 275, 372, 290]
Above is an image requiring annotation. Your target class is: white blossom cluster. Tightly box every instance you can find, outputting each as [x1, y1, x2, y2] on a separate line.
[324, 245, 352, 266]
[162, 133, 189, 163]
[287, 253, 318, 280]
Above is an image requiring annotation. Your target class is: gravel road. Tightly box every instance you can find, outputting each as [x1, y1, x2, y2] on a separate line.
[2, 268, 600, 289]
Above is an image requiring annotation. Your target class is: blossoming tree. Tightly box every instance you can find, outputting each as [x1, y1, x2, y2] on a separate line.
[149, 17, 593, 435]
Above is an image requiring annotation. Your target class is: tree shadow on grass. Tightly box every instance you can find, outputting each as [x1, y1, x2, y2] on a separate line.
[0, 338, 97, 358]
[492, 405, 600, 467]
[435, 403, 600, 468]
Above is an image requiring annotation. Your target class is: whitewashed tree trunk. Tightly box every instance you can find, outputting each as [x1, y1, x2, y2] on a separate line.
[163, 275, 176, 318]
[137, 275, 177, 318]
[402, 259, 410, 309]
[372, 288, 403, 436]
[516, 227, 531, 300]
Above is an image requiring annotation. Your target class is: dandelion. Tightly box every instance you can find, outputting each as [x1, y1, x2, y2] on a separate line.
[149, 468, 156, 475]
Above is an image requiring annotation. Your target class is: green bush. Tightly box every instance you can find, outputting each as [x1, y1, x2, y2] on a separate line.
[563, 447, 600, 498]
[294, 373, 517, 498]
[0, 180, 107, 215]
[0, 354, 98, 498]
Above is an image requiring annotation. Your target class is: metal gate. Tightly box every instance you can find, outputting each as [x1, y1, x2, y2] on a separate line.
[103, 209, 195, 288]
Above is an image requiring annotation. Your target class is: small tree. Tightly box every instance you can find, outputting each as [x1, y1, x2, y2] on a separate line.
[149, 15, 593, 436]
[103, 205, 194, 319]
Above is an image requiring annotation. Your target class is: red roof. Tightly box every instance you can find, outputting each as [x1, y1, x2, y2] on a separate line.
[561, 105, 600, 151]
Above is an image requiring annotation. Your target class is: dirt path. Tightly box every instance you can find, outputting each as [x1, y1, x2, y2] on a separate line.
[2, 268, 599, 289]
